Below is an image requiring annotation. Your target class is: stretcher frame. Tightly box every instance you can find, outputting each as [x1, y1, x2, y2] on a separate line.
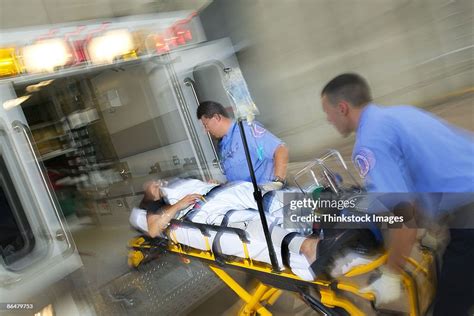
[128, 218, 436, 316]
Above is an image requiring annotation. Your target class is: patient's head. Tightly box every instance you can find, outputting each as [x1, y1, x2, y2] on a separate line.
[143, 180, 162, 201]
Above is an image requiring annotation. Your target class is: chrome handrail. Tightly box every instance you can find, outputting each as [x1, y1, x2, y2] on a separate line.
[183, 77, 225, 174]
[12, 121, 74, 257]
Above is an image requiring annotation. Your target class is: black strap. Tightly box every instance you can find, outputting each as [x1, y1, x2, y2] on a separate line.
[212, 210, 238, 265]
[168, 215, 251, 266]
[310, 229, 360, 276]
[169, 219, 249, 242]
[221, 209, 237, 227]
[281, 232, 300, 270]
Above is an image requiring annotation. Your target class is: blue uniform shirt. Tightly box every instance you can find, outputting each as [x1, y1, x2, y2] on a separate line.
[353, 104, 474, 216]
[219, 121, 284, 184]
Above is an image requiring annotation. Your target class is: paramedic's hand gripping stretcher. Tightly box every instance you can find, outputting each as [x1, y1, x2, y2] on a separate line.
[128, 151, 436, 316]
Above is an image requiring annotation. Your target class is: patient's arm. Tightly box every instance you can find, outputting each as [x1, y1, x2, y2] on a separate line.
[147, 194, 202, 237]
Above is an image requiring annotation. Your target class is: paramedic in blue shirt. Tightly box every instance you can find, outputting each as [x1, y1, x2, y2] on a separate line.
[197, 101, 288, 189]
[321, 73, 473, 315]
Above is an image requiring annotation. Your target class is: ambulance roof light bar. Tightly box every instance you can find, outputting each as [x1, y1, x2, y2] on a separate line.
[87, 29, 135, 64]
[22, 39, 72, 73]
[0, 11, 201, 81]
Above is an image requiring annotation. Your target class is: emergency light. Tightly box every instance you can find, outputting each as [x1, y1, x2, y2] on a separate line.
[0, 47, 22, 77]
[22, 39, 72, 73]
[0, 12, 197, 79]
[87, 29, 136, 64]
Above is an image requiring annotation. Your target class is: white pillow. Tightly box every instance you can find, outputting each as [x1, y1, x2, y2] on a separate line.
[161, 178, 218, 205]
[130, 207, 148, 233]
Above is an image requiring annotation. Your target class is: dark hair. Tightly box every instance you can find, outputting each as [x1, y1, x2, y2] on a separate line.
[196, 101, 230, 119]
[321, 73, 372, 107]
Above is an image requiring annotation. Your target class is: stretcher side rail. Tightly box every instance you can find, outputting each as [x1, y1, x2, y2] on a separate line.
[130, 230, 375, 291]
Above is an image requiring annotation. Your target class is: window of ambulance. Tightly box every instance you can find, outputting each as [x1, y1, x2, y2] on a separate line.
[0, 154, 35, 267]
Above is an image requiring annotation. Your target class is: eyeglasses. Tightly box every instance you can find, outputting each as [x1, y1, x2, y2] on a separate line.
[201, 115, 218, 130]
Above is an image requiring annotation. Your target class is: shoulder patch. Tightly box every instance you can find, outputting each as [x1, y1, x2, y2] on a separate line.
[250, 123, 267, 138]
[353, 147, 376, 178]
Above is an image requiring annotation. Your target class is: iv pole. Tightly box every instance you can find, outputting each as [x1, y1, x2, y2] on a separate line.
[237, 119, 280, 272]
[223, 67, 279, 272]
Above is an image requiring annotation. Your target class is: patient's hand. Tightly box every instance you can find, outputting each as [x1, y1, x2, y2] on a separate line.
[175, 194, 202, 210]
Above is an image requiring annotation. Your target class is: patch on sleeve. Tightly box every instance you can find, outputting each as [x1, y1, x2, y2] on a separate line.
[250, 123, 267, 138]
[353, 147, 376, 178]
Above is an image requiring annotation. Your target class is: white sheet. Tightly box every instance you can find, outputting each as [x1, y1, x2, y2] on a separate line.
[129, 179, 377, 281]
[130, 206, 314, 280]
[169, 216, 314, 280]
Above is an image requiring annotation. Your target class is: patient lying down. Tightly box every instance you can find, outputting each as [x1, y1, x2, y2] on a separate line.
[129, 178, 373, 281]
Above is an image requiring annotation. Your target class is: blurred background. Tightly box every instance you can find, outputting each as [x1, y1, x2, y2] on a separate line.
[0, 0, 472, 315]
[199, 0, 473, 160]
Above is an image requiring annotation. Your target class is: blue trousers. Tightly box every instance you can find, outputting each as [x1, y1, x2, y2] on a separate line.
[433, 228, 474, 316]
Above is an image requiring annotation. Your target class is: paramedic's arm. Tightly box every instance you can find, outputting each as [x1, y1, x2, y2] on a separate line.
[147, 194, 201, 238]
[363, 146, 417, 273]
[260, 127, 288, 181]
[273, 144, 289, 180]
[387, 227, 418, 271]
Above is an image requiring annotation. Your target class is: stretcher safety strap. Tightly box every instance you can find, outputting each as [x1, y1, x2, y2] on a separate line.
[212, 210, 238, 264]
[281, 232, 301, 270]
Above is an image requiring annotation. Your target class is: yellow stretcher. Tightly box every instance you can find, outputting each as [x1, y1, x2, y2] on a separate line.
[127, 219, 437, 316]
[128, 150, 437, 315]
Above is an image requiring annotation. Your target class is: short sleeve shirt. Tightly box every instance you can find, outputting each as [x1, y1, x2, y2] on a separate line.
[219, 121, 284, 184]
[353, 104, 474, 216]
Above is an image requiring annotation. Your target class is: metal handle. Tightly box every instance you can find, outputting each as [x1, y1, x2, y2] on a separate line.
[293, 149, 362, 195]
[320, 149, 362, 189]
[12, 120, 74, 257]
[184, 77, 225, 174]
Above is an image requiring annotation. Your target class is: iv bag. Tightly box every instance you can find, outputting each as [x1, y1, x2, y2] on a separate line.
[222, 68, 259, 122]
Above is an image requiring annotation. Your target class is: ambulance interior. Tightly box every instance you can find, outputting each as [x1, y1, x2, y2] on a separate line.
[16, 63, 201, 212]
